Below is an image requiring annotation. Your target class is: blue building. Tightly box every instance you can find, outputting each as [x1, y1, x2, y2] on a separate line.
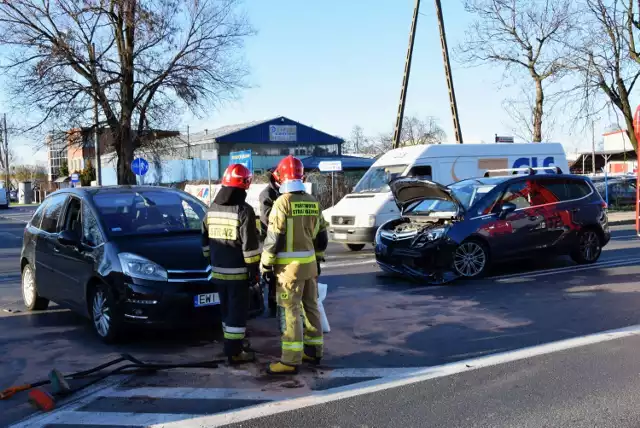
[100, 116, 348, 185]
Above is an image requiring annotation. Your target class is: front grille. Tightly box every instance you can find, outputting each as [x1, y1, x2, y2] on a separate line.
[167, 266, 212, 283]
[332, 215, 355, 226]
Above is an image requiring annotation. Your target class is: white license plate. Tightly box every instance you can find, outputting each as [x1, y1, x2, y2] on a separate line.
[334, 233, 348, 240]
[194, 293, 220, 307]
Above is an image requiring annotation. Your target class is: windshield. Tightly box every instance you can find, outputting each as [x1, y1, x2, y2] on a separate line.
[448, 179, 496, 209]
[92, 190, 206, 236]
[353, 165, 408, 193]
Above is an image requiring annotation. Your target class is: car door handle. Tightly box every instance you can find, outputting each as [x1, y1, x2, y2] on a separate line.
[528, 215, 538, 221]
[53, 246, 60, 253]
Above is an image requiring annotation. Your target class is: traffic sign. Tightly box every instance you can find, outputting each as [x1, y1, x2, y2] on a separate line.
[495, 135, 514, 143]
[230, 150, 252, 173]
[201, 149, 218, 161]
[318, 160, 342, 172]
[131, 158, 149, 176]
[70, 173, 80, 183]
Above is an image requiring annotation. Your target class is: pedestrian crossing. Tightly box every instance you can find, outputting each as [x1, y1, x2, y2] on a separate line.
[11, 368, 387, 427]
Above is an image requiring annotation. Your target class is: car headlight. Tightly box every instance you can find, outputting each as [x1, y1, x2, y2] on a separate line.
[412, 227, 447, 248]
[118, 253, 168, 282]
[359, 215, 375, 227]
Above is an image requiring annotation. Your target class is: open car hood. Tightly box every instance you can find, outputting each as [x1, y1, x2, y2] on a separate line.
[389, 177, 463, 214]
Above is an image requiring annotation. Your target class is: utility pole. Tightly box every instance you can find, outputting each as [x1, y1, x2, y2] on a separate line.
[591, 120, 596, 175]
[91, 43, 102, 186]
[392, 0, 420, 150]
[3, 114, 9, 191]
[434, 0, 463, 144]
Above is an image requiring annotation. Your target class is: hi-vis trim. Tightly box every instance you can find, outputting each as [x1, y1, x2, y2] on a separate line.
[211, 266, 248, 274]
[208, 211, 239, 220]
[275, 250, 316, 265]
[291, 201, 319, 216]
[207, 217, 239, 226]
[208, 225, 237, 240]
[243, 248, 261, 258]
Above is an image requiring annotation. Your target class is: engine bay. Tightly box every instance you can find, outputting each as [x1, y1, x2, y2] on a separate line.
[386, 217, 453, 235]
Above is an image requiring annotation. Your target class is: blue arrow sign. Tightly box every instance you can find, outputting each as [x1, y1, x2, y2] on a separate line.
[70, 173, 80, 183]
[131, 158, 149, 176]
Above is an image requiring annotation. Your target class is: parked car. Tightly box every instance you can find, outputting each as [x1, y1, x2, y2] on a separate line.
[590, 176, 636, 207]
[20, 186, 263, 342]
[0, 189, 8, 209]
[9, 189, 17, 202]
[375, 172, 610, 283]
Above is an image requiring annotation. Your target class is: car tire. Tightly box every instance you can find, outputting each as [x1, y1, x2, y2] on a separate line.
[345, 244, 366, 251]
[22, 264, 50, 310]
[452, 239, 490, 279]
[90, 283, 122, 343]
[571, 228, 602, 265]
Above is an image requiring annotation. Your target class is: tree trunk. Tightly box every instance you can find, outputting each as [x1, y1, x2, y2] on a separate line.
[532, 79, 544, 142]
[623, 111, 638, 153]
[116, 126, 136, 184]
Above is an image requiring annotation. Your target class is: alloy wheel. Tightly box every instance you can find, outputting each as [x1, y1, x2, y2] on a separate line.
[92, 290, 111, 337]
[453, 242, 487, 277]
[580, 231, 601, 262]
[22, 267, 36, 307]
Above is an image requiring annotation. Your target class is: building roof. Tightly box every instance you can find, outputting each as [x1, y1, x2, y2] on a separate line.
[189, 116, 344, 145]
[301, 155, 375, 170]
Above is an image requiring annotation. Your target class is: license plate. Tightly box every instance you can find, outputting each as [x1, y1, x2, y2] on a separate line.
[194, 293, 220, 307]
[334, 233, 348, 240]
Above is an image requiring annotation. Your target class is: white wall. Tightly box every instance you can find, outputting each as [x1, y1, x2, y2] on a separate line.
[603, 131, 631, 151]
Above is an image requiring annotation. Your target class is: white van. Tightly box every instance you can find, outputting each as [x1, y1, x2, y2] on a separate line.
[323, 143, 569, 251]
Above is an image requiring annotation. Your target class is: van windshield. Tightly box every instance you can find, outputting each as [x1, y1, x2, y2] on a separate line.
[353, 165, 408, 193]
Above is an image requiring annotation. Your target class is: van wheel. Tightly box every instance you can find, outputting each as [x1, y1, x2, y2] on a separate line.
[90, 284, 122, 343]
[453, 240, 490, 279]
[22, 264, 49, 310]
[346, 244, 365, 251]
[571, 229, 602, 264]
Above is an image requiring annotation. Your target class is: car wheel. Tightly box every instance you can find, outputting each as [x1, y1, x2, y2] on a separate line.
[22, 264, 49, 310]
[90, 284, 121, 343]
[453, 240, 490, 279]
[346, 244, 365, 251]
[571, 229, 602, 265]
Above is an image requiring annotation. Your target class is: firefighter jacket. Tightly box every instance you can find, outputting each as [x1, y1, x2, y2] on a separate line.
[260, 191, 328, 281]
[201, 188, 261, 281]
[258, 177, 279, 241]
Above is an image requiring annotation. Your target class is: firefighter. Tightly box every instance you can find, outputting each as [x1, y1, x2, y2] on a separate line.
[260, 155, 328, 375]
[258, 170, 281, 316]
[201, 163, 260, 365]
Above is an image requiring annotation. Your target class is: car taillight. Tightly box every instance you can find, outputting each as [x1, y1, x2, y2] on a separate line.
[601, 201, 608, 209]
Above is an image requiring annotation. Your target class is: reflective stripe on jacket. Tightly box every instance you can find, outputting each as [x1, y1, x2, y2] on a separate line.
[261, 192, 328, 281]
[201, 201, 260, 280]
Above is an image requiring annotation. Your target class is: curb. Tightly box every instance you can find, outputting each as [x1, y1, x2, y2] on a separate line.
[609, 218, 635, 226]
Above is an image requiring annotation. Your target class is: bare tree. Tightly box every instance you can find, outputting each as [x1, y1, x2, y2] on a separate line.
[566, 0, 640, 152]
[502, 84, 562, 141]
[458, 0, 575, 142]
[0, 0, 254, 184]
[401, 116, 446, 145]
[345, 125, 368, 154]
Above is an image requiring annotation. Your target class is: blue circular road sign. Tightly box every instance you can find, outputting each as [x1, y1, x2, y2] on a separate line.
[131, 158, 149, 176]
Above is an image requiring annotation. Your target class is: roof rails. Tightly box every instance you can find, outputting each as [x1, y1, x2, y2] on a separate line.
[483, 166, 563, 178]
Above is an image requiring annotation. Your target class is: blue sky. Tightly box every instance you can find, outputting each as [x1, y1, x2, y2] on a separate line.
[5, 0, 634, 164]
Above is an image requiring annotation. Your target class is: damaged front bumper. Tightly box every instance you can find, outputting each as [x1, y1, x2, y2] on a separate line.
[374, 239, 459, 285]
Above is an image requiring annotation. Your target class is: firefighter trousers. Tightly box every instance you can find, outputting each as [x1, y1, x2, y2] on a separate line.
[215, 280, 249, 357]
[276, 275, 324, 366]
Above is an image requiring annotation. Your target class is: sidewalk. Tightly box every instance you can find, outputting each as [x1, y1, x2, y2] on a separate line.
[608, 210, 635, 226]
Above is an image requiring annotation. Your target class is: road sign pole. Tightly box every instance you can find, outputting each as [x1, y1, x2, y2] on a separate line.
[208, 160, 212, 206]
[331, 171, 335, 206]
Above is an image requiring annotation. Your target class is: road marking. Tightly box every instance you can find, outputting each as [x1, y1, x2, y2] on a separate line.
[321, 259, 376, 269]
[105, 387, 301, 401]
[152, 323, 640, 427]
[489, 257, 640, 281]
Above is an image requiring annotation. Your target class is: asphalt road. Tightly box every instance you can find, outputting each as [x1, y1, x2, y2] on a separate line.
[1, 207, 640, 427]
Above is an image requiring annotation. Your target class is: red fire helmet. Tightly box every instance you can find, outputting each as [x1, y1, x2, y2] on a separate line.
[221, 163, 252, 190]
[273, 155, 304, 184]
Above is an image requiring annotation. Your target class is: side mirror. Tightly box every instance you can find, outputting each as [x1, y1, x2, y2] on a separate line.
[498, 202, 517, 219]
[58, 230, 80, 247]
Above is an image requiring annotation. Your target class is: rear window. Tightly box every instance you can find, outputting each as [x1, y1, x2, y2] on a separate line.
[92, 190, 206, 236]
[534, 178, 592, 202]
[30, 201, 48, 229]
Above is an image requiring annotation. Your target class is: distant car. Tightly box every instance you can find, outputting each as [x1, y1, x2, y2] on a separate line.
[375, 172, 610, 283]
[590, 176, 636, 207]
[9, 190, 17, 202]
[0, 189, 8, 209]
[20, 186, 263, 342]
